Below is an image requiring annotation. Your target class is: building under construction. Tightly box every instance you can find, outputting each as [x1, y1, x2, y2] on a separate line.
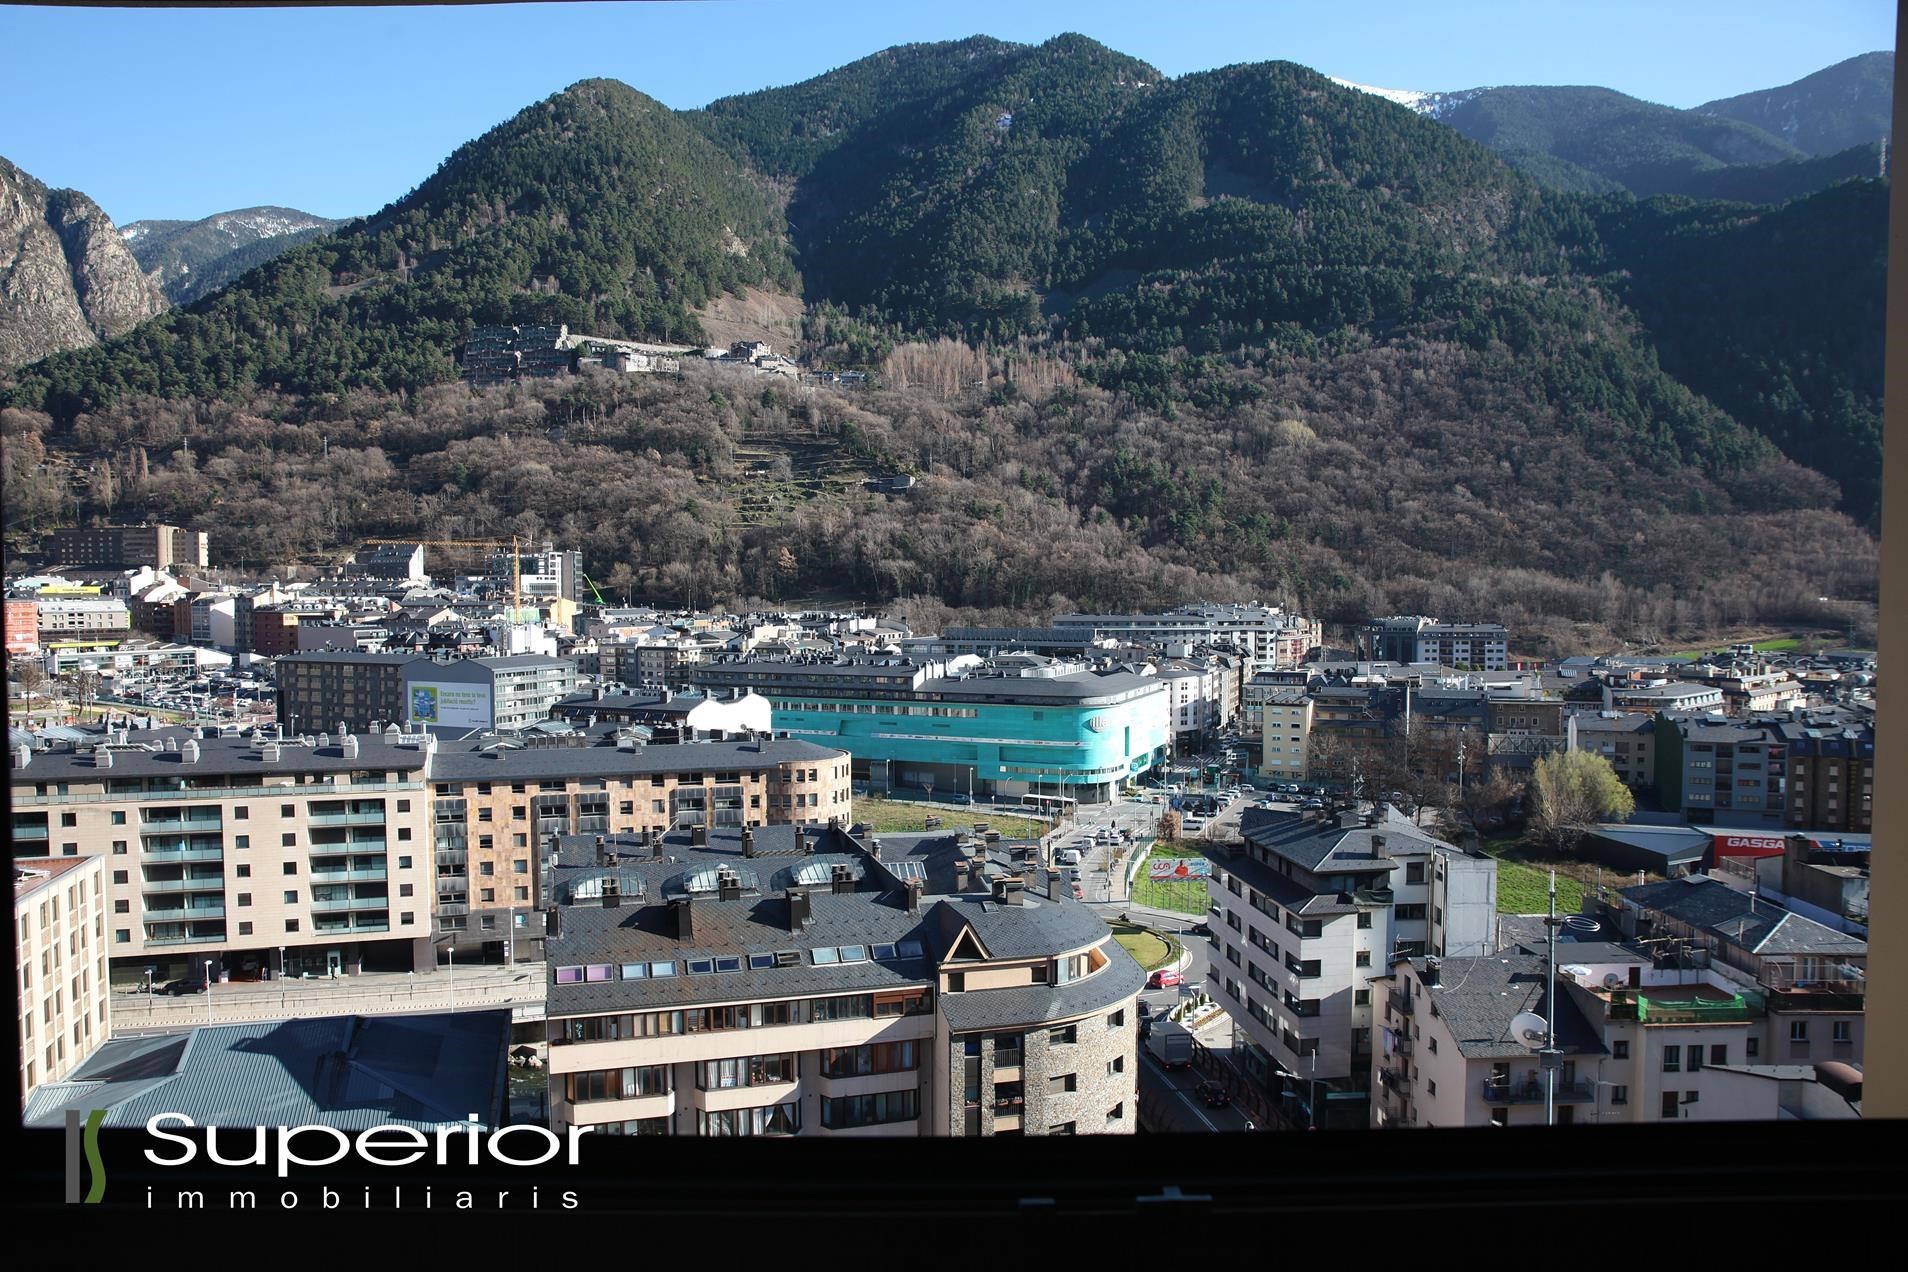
[461, 324, 573, 387]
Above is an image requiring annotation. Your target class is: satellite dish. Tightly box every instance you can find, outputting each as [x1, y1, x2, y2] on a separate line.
[1559, 965, 1593, 982]
[1509, 1012, 1549, 1050]
[1602, 972, 1625, 990]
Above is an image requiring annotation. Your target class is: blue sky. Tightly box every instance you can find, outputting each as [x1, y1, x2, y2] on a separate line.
[0, 1, 1893, 224]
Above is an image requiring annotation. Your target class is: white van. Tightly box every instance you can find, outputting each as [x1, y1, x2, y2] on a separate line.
[1059, 848, 1084, 867]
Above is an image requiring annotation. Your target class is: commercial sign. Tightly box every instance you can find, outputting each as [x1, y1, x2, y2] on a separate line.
[406, 681, 492, 729]
[1148, 857, 1213, 881]
[1713, 833, 1786, 857]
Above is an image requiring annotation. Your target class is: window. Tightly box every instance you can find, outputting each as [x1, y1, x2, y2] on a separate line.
[115, 929, 129, 944]
[1108, 1103, 1124, 1121]
[821, 1041, 917, 1077]
[111, 870, 128, 885]
[1426, 1079, 1437, 1096]
[114, 899, 128, 914]
[281, 805, 294, 818]
[1049, 1122, 1077, 1135]
[238, 922, 253, 936]
[1663, 1045, 1680, 1072]
[1687, 1046, 1703, 1072]
[1354, 989, 1370, 1006]
[1355, 950, 1371, 967]
[514, 860, 528, 873]
[1107, 1010, 1125, 1028]
[1613, 1040, 1629, 1060]
[1747, 1037, 1760, 1058]
[1107, 1056, 1125, 1075]
[820, 1089, 919, 1129]
[480, 862, 495, 877]
[286, 919, 299, 932]
[110, 810, 126, 825]
[398, 856, 412, 869]
[1428, 1037, 1438, 1054]
[1050, 1024, 1077, 1046]
[1610, 1085, 1628, 1106]
[282, 833, 296, 847]
[1710, 1044, 1728, 1065]
[1661, 1092, 1680, 1119]
[1833, 1021, 1852, 1043]
[112, 840, 127, 854]
[1789, 1021, 1809, 1042]
[237, 893, 252, 907]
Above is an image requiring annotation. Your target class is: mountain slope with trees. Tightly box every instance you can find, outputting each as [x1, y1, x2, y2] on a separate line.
[1697, 51, 1893, 156]
[0, 36, 1884, 644]
[123, 207, 346, 305]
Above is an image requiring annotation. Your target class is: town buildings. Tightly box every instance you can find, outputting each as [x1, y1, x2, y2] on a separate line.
[15, 854, 110, 1105]
[543, 823, 1142, 1137]
[45, 523, 209, 573]
[1203, 803, 1497, 1128]
[274, 651, 577, 734]
[8, 724, 854, 979]
[1052, 603, 1320, 666]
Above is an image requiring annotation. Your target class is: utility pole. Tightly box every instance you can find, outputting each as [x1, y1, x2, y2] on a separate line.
[1544, 870, 1559, 1128]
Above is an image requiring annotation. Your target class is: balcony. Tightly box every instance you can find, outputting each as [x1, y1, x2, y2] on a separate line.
[994, 1048, 1024, 1069]
[14, 781, 425, 807]
[1388, 991, 1414, 1017]
[141, 814, 223, 833]
[307, 810, 387, 827]
[311, 894, 391, 913]
[143, 902, 227, 921]
[142, 844, 225, 862]
[310, 866, 389, 883]
[1634, 989, 1766, 1025]
[1388, 1035, 1413, 1057]
[1482, 1077, 1596, 1105]
[993, 1083, 1025, 1112]
[144, 925, 227, 944]
[140, 875, 226, 893]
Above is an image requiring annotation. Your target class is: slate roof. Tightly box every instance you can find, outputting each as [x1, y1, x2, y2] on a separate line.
[1620, 878, 1865, 957]
[940, 939, 1147, 1031]
[9, 731, 430, 782]
[427, 735, 843, 782]
[1240, 806, 1450, 874]
[545, 824, 1120, 1018]
[1409, 954, 1607, 1061]
[22, 1011, 510, 1129]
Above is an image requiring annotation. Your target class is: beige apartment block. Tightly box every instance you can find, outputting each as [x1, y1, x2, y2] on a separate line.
[16, 854, 111, 1104]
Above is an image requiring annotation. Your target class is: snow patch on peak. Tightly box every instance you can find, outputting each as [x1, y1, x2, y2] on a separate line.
[1329, 76, 1438, 111]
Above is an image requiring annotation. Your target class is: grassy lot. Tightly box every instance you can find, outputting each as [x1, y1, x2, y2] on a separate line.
[1111, 924, 1176, 971]
[1130, 841, 1216, 916]
[1495, 861, 1586, 916]
[851, 797, 1045, 839]
[1671, 635, 1805, 658]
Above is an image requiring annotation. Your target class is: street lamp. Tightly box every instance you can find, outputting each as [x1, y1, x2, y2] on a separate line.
[204, 958, 214, 1025]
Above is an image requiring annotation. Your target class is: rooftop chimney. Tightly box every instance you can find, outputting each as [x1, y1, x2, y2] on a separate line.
[742, 827, 756, 858]
[787, 888, 812, 930]
[181, 739, 200, 764]
[691, 824, 708, 848]
[717, 869, 743, 902]
[1423, 956, 1441, 988]
[797, 827, 812, 855]
[993, 877, 1025, 906]
[12, 745, 30, 770]
[673, 897, 694, 939]
[1371, 833, 1388, 859]
[96, 748, 113, 769]
[831, 863, 855, 895]
[905, 879, 924, 915]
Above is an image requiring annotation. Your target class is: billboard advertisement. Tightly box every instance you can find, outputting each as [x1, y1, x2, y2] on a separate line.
[406, 681, 493, 729]
[1713, 833, 1786, 857]
[1148, 857, 1214, 881]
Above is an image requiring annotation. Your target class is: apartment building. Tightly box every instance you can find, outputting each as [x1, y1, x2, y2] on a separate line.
[543, 824, 1143, 1137]
[426, 734, 852, 960]
[1772, 716, 1874, 832]
[1654, 717, 1786, 826]
[46, 523, 208, 572]
[34, 597, 131, 636]
[1053, 604, 1320, 666]
[1592, 877, 1866, 1066]
[1567, 711, 1657, 787]
[1361, 617, 1509, 670]
[275, 651, 578, 734]
[1375, 952, 1608, 1128]
[549, 689, 773, 739]
[15, 855, 111, 1105]
[10, 729, 439, 986]
[1258, 689, 1313, 783]
[6, 598, 40, 654]
[1201, 804, 1496, 1128]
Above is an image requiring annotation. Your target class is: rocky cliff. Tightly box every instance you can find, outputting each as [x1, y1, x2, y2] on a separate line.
[1, 156, 166, 370]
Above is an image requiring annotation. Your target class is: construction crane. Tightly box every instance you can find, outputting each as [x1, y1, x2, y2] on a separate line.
[360, 536, 528, 620]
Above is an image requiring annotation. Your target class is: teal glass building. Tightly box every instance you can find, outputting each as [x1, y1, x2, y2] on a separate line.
[692, 658, 1170, 803]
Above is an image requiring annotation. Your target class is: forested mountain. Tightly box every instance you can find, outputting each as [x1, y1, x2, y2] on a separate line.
[0, 36, 1886, 649]
[5, 79, 792, 412]
[1, 157, 166, 370]
[123, 207, 345, 305]
[1429, 85, 1808, 196]
[1697, 52, 1893, 156]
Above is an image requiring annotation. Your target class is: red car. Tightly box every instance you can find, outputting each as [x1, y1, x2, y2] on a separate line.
[1148, 969, 1183, 989]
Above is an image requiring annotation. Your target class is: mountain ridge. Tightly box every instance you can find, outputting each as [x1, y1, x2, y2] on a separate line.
[122, 206, 347, 305]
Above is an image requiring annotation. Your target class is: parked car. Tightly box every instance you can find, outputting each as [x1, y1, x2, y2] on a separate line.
[1194, 1081, 1232, 1108]
[1148, 969, 1183, 989]
[162, 975, 208, 996]
[1189, 922, 1213, 938]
